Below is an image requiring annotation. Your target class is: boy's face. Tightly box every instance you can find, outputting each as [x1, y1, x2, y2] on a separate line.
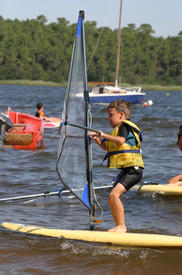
[107, 108, 125, 128]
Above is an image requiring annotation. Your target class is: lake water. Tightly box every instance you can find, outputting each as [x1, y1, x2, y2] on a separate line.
[0, 84, 182, 274]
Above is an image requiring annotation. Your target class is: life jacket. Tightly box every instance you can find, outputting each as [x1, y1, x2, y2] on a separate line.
[36, 109, 45, 118]
[104, 120, 144, 169]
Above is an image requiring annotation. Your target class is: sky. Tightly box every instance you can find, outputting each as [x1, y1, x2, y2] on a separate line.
[1, 0, 182, 38]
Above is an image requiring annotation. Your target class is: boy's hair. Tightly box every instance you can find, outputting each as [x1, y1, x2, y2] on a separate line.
[107, 100, 131, 119]
[36, 102, 43, 110]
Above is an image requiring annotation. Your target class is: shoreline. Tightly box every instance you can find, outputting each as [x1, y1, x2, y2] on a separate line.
[0, 79, 182, 92]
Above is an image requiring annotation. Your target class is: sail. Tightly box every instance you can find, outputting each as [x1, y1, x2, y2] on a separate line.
[56, 11, 96, 228]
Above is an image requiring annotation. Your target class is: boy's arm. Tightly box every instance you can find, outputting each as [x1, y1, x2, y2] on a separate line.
[89, 131, 107, 150]
[101, 132, 126, 145]
[89, 131, 126, 150]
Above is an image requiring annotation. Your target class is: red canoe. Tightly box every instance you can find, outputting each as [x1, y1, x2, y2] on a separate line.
[6, 110, 44, 150]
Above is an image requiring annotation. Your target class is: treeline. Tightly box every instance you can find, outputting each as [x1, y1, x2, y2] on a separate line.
[0, 15, 182, 85]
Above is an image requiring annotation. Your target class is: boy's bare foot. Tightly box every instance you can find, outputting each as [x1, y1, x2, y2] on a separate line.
[108, 225, 127, 233]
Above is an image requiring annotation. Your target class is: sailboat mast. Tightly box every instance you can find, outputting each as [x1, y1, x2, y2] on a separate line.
[115, 0, 123, 88]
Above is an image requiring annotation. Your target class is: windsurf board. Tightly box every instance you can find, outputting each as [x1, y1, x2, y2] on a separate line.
[133, 184, 182, 196]
[2, 222, 182, 248]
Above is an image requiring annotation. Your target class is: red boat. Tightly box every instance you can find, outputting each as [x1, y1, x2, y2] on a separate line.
[5, 110, 44, 150]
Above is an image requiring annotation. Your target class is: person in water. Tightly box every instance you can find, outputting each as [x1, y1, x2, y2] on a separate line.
[89, 100, 144, 232]
[35, 102, 47, 120]
[168, 125, 182, 185]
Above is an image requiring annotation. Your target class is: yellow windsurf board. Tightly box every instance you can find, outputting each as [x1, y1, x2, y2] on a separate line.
[2, 222, 182, 248]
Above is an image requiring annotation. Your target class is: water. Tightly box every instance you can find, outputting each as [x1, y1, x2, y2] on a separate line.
[0, 85, 182, 274]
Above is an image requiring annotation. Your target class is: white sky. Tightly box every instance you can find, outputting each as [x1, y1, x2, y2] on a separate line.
[1, 0, 182, 37]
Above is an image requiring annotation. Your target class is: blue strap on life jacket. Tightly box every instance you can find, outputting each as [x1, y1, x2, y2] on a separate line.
[108, 150, 141, 156]
[102, 149, 141, 166]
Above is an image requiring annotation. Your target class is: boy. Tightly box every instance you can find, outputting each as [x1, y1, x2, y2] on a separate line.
[89, 100, 144, 232]
[35, 102, 47, 120]
[35, 102, 45, 118]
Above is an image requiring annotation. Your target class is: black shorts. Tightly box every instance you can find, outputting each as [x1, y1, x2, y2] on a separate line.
[112, 166, 143, 191]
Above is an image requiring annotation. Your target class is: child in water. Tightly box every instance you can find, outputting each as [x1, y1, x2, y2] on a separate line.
[89, 100, 144, 232]
[168, 125, 182, 185]
[35, 102, 47, 120]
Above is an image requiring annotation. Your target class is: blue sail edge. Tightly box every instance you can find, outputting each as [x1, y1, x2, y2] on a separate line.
[82, 184, 90, 208]
[76, 16, 82, 37]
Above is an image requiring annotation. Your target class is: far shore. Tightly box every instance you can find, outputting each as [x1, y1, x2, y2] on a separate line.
[0, 79, 182, 92]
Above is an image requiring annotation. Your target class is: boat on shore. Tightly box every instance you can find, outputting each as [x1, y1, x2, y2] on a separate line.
[5, 110, 44, 150]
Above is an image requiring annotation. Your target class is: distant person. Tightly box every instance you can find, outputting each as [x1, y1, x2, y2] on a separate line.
[89, 100, 144, 233]
[168, 125, 182, 185]
[35, 102, 62, 128]
[35, 102, 47, 120]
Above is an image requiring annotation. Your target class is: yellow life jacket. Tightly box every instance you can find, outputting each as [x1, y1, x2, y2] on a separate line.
[105, 120, 144, 169]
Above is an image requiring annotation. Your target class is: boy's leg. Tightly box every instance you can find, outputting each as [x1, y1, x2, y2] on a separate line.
[108, 167, 143, 232]
[108, 183, 127, 232]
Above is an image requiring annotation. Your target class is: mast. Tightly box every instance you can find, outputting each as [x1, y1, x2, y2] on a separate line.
[115, 0, 123, 88]
[81, 11, 95, 230]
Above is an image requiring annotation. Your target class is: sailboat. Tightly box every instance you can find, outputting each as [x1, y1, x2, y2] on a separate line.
[86, 0, 146, 104]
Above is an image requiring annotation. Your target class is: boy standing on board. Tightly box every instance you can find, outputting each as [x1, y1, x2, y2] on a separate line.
[89, 100, 144, 232]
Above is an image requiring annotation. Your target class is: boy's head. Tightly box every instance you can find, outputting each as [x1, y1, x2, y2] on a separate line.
[107, 100, 131, 119]
[36, 102, 43, 110]
[107, 100, 131, 128]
